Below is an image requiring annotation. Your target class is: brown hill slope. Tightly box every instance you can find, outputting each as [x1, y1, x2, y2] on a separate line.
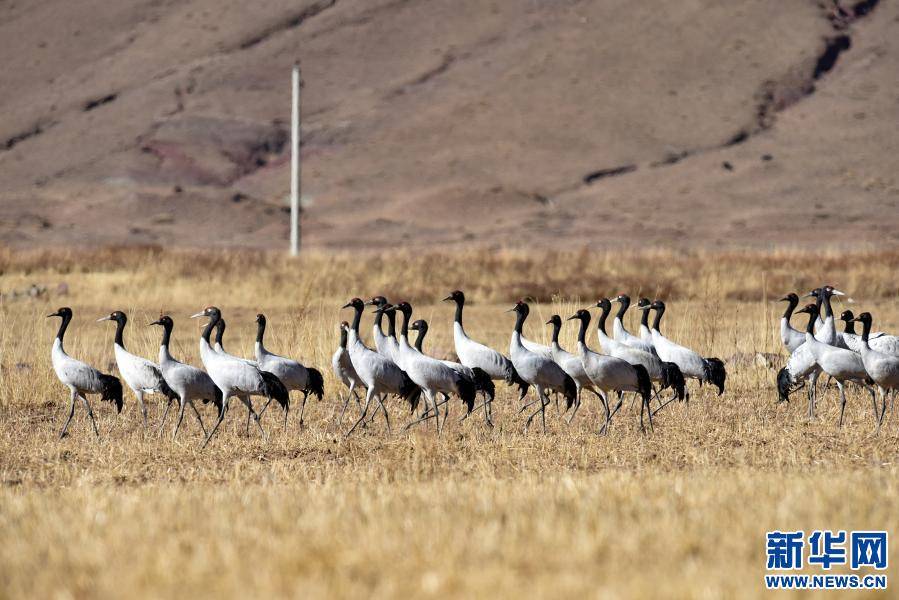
[0, 0, 896, 250]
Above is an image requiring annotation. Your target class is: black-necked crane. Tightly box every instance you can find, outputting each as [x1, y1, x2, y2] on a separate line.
[365, 296, 396, 360]
[48, 307, 123, 438]
[190, 306, 289, 448]
[635, 297, 654, 347]
[779, 293, 806, 353]
[593, 299, 685, 405]
[567, 309, 653, 433]
[807, 286, 846, 347]
[544, 314, 602, 423]
[409, 318, 495, 426]
[840, 310, 897, 355]
[776, 338, 822, 417]
[98, 310, 178, 429]
[332, 321, 364, 424]
[795, 303, 876, 426]
[149, 315, 221, 440]
[642, 300, 726, 398]
[508, 300, 577, 433]
[443, 290, 529, 416]
[612, 294, 655, 355]
[341, 298, 422, 436]
[390, 301, 477, 433]
[254, 314, 324, 426]
[853, 312, 899, 428]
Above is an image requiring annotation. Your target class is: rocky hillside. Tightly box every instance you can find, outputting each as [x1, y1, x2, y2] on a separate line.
[1, 0, 897, 249]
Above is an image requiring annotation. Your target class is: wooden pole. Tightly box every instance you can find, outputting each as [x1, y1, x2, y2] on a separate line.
[290, 62, 301, 256]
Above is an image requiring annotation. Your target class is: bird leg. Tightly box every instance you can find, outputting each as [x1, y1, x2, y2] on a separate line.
[201, 398, 228, 450]
[135, 390, 148, 430]
[172, 401, 186, 441]
[60, 389, 78, 439]
[524, 390, 548, 433]
[346, 390, 375, 437]
[298, 392, 308, 427]
[79, 394, 100, 438]
[837, 381, 848, 428]
[376, 394, 391, 434]
[600, 396, 624, 436]
[238, 395, 266, 440]
[189, 401, 207, 436]
[158, 397, 174, 434]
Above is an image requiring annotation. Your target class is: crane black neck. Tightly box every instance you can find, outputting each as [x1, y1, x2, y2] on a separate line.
[339, 327, 348, 349]
[202, 314, 218, 344]
[615, 297, 630, 320]
[652, 305, 665, 332]
[549, 319, 561, 344]
[804, 311, 817, 334]
[215, 320, 227, 347]
[453, 298, 464, 327]
[513, 308, 528, 334]
[113, 314, 127, 348]
[398, 308, 411, 339]
[821, 293, 834, 319]
[576, 314, 590, 344]
[350, 305, 362, 333]
[640, 307, 650, 329]
[860, 317, 871, 343]
[782, 296, 798, 320]
[159, 320, 173, 348]
[815, 293, 825, 317]
[843, 319, 856, 335]
[862, 319, 871, 346]
[373, 306, 385, 331]
[385, 309, 397, 338]
[414, 325, 427, 352]
[256, 318, 266, 344]
[55, 312, 72, 341]
[597, 304, 610, 335]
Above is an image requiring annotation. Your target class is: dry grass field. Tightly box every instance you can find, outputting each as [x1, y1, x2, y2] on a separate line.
[2, 246, 899, 598]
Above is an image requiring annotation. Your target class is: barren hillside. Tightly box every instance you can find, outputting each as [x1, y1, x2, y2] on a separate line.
[0, 0, 896, 249]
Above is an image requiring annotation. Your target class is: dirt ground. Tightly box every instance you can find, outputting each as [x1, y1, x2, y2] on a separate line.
[1, 0, 898, 250]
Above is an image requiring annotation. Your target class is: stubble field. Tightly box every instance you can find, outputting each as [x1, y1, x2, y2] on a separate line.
[1, 246, 898, 598]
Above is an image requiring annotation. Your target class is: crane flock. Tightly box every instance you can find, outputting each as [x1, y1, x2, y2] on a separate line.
[43, 283, 896, 445]
[777, 286, 899, 428]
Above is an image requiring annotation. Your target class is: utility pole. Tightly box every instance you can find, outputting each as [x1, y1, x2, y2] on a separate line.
[290, 61, 301, 256]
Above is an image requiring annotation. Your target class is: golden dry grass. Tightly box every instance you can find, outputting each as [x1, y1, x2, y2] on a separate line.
[1, 246, 899, 598]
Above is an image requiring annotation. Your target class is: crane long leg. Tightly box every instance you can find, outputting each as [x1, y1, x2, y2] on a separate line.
[78, 394, 100, 438]
[236, 394, 265, 439]
[600, 396, 624, 436]
[837, 381, 848, 428]
[189, 401, 207, 436]
[159, 397, 174, 433]
[258, 398, 273, 418]
[807, 372, 819, 420]
[524, 389, 548, 433]
[877, 388, 887, 430]
[135, 390, 148, 430]
[299, 393, 308, 426]
[201, 396, 228, 450]
[376, 394, 391, 434]
[172, 401, 186, 441]
[60, 389, 78, 439]
[346, 389, 375, 437]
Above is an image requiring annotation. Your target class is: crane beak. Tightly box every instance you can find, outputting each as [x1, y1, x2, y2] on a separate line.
[96, 316, 111, 322]
[442, 296, 453, 302]
[363, 299, 375, 306]
[505, 306, 517, 312]
[189, 311, 205, 319]
[566, 314, 578, 321]
[635, 305, 651, 311]
[778, 296, 790, 302]
[46, 312, 58, 318]
[340, 302, 353, 309]
[831, 289, 846, 296]
[147, 320, 162, 327]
